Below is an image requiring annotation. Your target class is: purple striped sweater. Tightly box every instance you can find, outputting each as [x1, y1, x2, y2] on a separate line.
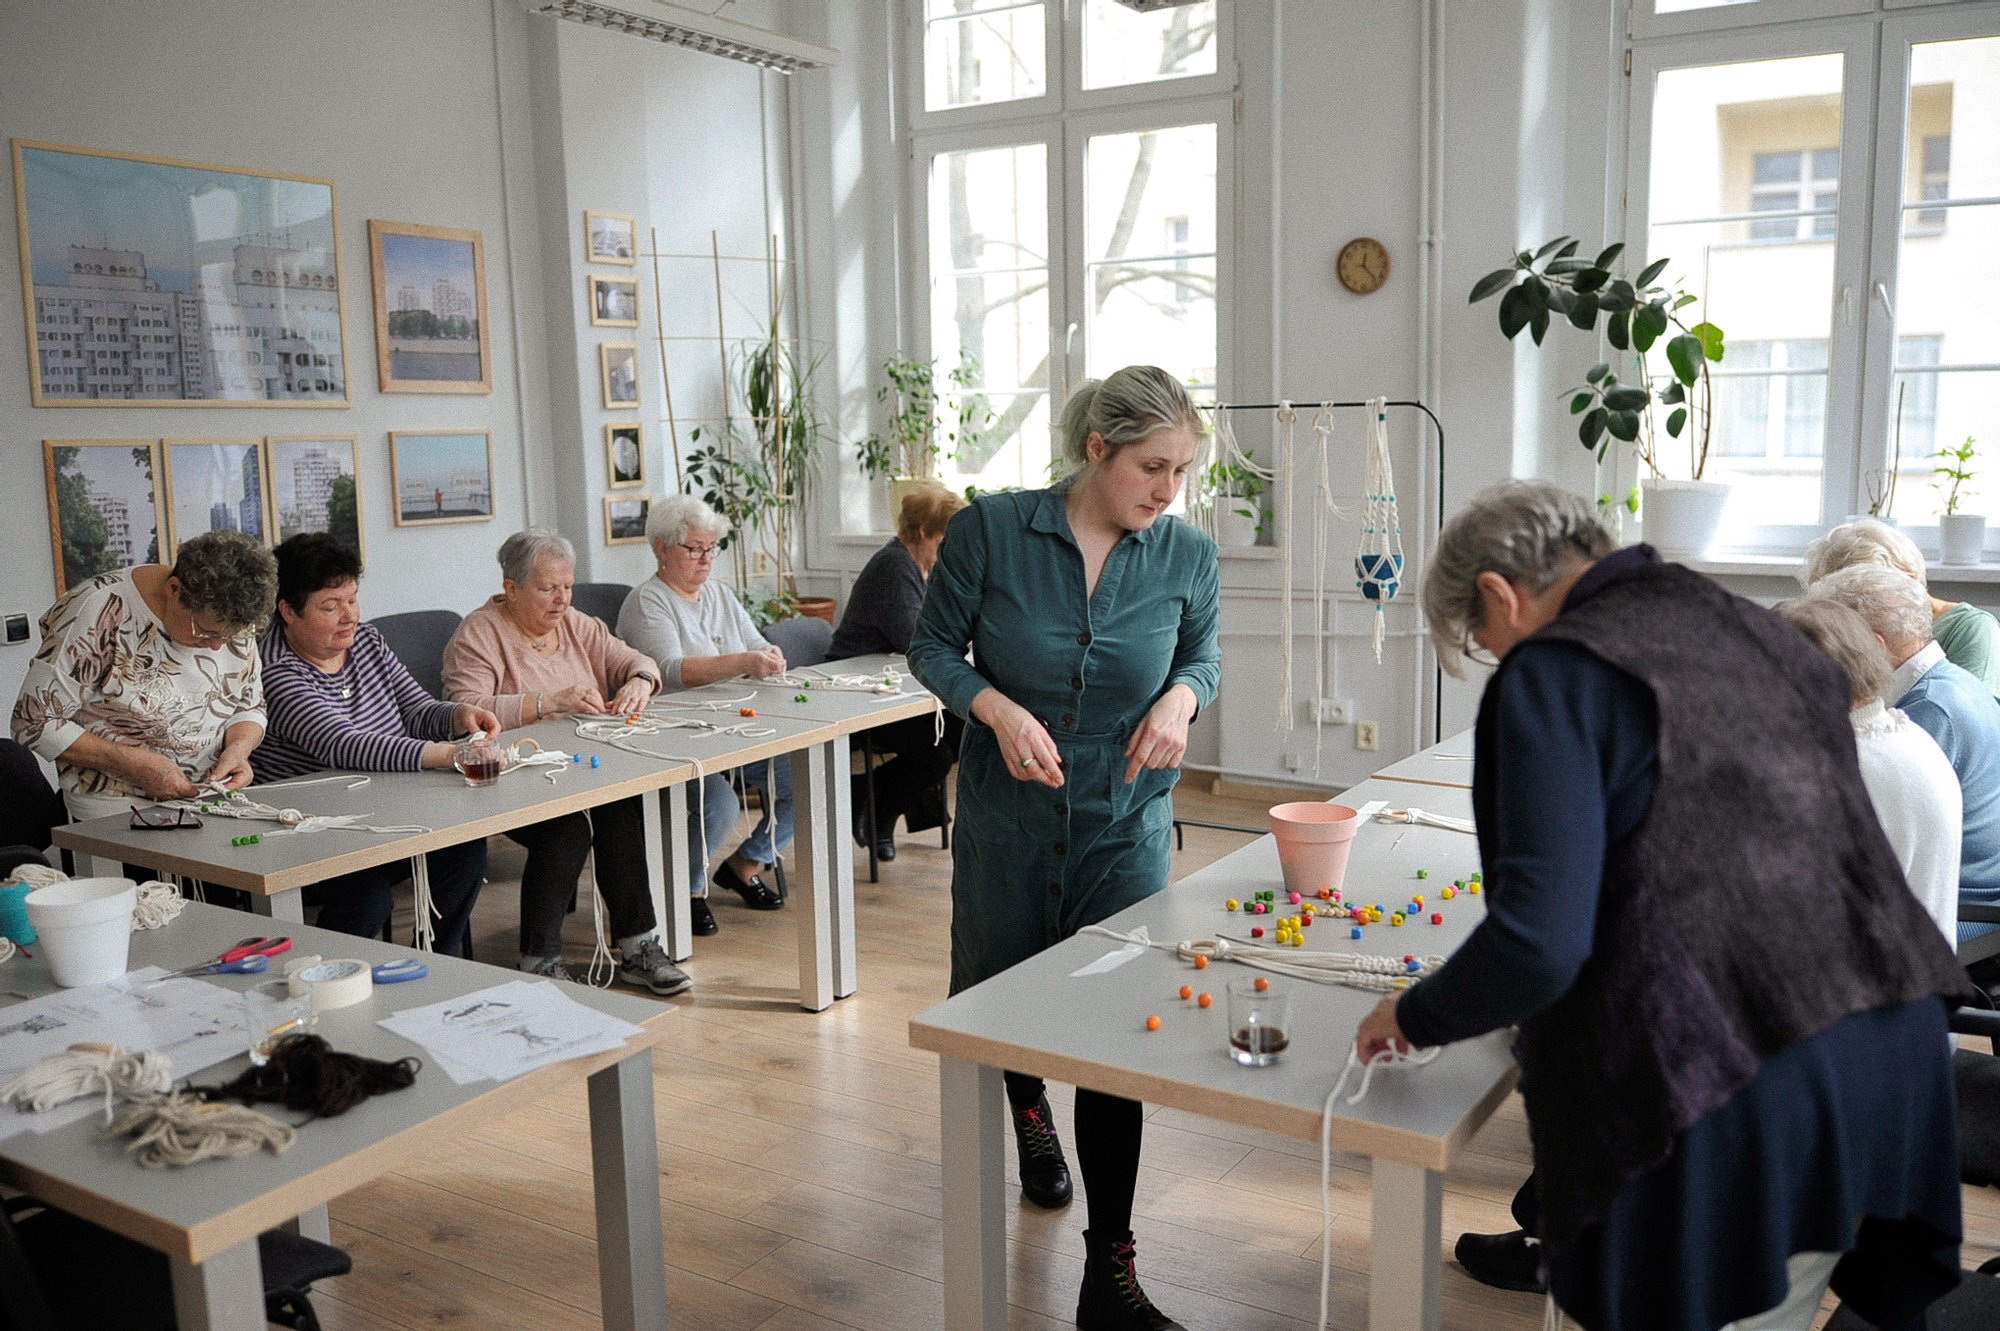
[254, 623, 462, 781]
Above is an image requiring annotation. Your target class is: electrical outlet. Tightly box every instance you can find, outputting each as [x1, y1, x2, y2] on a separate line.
[1281, 751, 1302, 772]
[750, 551, 772, 575]
[1301, 697, 1355, 725]
[1355, 721, 1379, 752]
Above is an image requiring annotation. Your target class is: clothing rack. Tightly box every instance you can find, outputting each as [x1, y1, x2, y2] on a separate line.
[1208, 398, 1451, 746]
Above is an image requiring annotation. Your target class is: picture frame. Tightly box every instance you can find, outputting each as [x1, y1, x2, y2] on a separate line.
[604, 495, 650, 546]
[368, 219, 492, 394]
[388, 430, 495, 527]
[600, 342, 640, 409]
[265, 435, 363, 558]
[588, 274, 640, 328]
[162, 438, 273, 557]
[585, 210, 637, 266]
[13, 139, 348, 407]
[42, 439, 165, 595]
[604, 423, 645, 490]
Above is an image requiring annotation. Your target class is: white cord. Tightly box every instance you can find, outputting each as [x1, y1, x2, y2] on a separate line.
[1377, 807, 1477, 835]
[1277, 403, 1298, 733]
[165, 776, 432, 837]
[1076, 926, 1444, 992]
[132, 881, 185, 930]
[1317, 1042, 1441, 1330]
[1311, 407, 1335, 774]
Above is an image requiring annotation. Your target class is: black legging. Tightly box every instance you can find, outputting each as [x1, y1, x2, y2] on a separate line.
[1005, 1071, 1143, 1235]
[305, 839, 488, 956]
[862, 713, 963, 833]
[505, 796, 655, 957]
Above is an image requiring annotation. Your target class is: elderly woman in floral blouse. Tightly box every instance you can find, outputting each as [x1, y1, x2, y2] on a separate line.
[12, 531, 276, 824]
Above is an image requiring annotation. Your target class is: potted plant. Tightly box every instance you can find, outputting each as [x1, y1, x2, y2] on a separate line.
[1471, 237, 1729, 556]
[1202, 456, 1266, 547]
[1936, 435, 1984, 566]
[857, 353, 993, 519]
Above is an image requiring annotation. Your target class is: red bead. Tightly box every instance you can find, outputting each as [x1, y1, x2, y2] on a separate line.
[1430, 912, 1444, 924]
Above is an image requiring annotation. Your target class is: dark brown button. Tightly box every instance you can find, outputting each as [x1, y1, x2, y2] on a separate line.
[1061, 714, 1076, 727]
[1070, 676, 1084, 690]
[1077, 633, 1091, 645]
[1053, 842, 1067, 856]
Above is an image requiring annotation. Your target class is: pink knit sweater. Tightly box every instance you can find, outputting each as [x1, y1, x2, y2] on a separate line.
[442, 596, 657, 728]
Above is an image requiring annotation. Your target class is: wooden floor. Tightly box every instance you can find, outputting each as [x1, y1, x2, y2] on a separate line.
[306, 778, 2000, 1331]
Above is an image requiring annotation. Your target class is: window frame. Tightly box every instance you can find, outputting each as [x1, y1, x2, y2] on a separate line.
[1631, 0, 1874, 43]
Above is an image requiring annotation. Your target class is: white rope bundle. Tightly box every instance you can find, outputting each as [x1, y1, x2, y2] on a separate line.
[1377, 806, 1477, 835]
[1355, 396, 1406, 665]
[574, 711, 777, 763]
[1, 1044, 173, 1121]
[5, 867, 184, 932]
[1077, 925, 1444, 992]
[167, 775, 432, 837]
[10, 864, 66, 889]
[410, 853, 437, 953]
[765, 666, 905, 695]
[103, 1088, 295, 1168]
[1311, 407, 1337, 773]
[1276, 403, 1299, 733]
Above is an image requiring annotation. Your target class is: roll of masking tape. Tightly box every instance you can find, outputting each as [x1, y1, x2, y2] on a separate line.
[282, 955, 322, 995]
[288, 959, 373, 1010]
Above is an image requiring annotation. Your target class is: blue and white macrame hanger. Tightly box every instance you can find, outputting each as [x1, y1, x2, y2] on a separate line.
[1354, 395, 1404, 665]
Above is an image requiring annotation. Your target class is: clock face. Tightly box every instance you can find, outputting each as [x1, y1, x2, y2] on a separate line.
[1338, 238, 1389, 295]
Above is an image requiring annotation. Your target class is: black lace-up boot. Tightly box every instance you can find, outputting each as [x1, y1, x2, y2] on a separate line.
[1009, 1093, 1072, 1208]
[1076, 1229, 1185, 1330]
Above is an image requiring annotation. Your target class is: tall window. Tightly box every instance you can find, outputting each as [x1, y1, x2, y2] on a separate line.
[901, 0, 1229, 501]
[1627, 6, 2000, 552]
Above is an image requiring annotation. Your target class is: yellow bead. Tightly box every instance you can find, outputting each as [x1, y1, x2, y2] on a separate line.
[1391, 912, 1405, 926]
[1226, 898, 1239, 911]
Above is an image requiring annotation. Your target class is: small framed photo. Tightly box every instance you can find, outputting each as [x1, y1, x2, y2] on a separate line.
[585, 210, 637, 265]
[42, 439, 165, 595]
[162, 438, 272, 557]
[266, 435, 363, 558]
[389, 430, 494, 527]
[604, 495, 650, 546]
[605, 423, 645, 489]
[368, 219, 492, 394]
[600, 343, 640, 409]
[588, 274, 640, 328]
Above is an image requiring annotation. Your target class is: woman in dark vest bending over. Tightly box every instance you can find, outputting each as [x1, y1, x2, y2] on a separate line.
[1356, 480, 1971, 1331]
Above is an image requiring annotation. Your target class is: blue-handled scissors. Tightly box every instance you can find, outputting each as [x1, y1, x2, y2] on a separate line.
[371, 959, 428, 984]
[159, 935, 292, 981]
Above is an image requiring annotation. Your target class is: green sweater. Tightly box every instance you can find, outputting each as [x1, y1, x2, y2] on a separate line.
[1934, 600, 2000, 696]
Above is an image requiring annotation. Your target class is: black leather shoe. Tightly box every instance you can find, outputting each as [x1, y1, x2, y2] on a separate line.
[689, 897, 718, 936]
[1009, 1094, 1072, 1209]
[873, 839, 897, 862]
[1076, 1229, 1185, 1330]
[1454, 1229, 1546, 1294]
[714, 861, 782, 910]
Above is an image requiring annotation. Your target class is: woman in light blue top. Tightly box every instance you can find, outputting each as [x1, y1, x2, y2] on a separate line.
[907, 365, 1219, 1331]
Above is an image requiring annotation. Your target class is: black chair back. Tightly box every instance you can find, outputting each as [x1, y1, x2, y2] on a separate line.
[0, 740, 65, 852]
[570, 582, 631, 631]
[370, 610, 463, 699]
[764, 615, 833, 669]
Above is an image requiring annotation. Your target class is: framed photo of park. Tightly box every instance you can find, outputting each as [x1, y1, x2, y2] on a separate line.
[600, 342, 639, 409]
[42, 439, 165, 595]
[162, 438, 274, 557]
[367, 219, 491, 394]
[585, 210, 636, 265]
[605, 423, 644, 489]
[588, 274, 640, 328]
[13, 139, 348, 407]
[389, 430, 494, 527]
[604, 495, 649, 546]
[266, 434, 363, 557]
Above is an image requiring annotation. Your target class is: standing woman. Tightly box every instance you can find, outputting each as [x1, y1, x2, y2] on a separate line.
[907, 365, 1219, 1331]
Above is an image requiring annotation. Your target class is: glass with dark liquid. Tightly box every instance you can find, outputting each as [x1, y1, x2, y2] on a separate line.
[1225, 977, 1291, 1067]
[453, 739, 504, 788]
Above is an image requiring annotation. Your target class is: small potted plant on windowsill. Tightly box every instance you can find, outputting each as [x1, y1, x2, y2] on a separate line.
[856, 353, 992, 521]
[1936, 435, 1984, 566]
[1472, 237, 1729, 556]
[1203, 456, 1267, 547]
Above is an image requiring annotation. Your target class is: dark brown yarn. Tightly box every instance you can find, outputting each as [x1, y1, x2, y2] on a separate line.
[201, 1034, 419, 1119]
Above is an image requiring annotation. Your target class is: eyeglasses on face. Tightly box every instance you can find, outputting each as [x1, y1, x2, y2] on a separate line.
[677, 543, 720, 561]
[130, 806, 202, 830]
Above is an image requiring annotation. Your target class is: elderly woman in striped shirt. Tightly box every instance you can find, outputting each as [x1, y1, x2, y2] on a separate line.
[256, 533, 499, 954]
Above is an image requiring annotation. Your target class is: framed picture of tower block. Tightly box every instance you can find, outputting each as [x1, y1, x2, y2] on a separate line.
[265, 435, 363, 558]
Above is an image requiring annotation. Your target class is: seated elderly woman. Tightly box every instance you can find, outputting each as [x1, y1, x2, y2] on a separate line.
[829, 481, 968, 862]
[615, 494, 792, 937]
[1803, 517, 2000, 693]
[443, 527, 689, 995]
[1804, 563, 2000, 947]
[13, 531, 274, 823]
[1773, 596, 1959, 945]
[257, 533, 500, 954]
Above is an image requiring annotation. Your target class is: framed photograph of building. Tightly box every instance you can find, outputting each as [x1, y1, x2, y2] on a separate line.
[13, 139, 348, 407]
[600, 342, 639, 409]
[389, 430, 494, 527]
[266, 435, 363, 557]
[604, 495, 649, 545]
[585, 210, 636, 265]
[367, 219, 491, 395]
[588, 275, 640, 328]
[42, 439, 165, 595]
[162, 438, 273, 557]
[605, 423, 644, 489]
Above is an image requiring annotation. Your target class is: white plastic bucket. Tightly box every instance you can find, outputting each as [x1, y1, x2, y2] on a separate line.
[24, 877, 137, 987]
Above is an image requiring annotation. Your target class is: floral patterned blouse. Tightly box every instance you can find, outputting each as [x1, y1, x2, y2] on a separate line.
[11, 568, 265, 816]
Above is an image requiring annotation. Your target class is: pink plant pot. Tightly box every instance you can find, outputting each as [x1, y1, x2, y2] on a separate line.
[1268, 802, 1361, 896]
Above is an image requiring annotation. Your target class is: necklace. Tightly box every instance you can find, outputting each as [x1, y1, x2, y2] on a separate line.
[506, 608, 556, 652]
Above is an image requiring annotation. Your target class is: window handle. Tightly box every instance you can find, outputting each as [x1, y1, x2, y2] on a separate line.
[1874, 280, 1895, 323]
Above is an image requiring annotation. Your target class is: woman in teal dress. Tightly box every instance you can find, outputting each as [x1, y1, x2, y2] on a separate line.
[908, 365, 1220, 1331]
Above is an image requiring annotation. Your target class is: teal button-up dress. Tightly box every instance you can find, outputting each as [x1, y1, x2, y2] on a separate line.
[908, 484, 1221, 993]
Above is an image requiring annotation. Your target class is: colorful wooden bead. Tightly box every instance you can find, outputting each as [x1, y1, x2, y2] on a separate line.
[1254, 976, 1270, 992]
[1179, 984, 1194, 1000]
[1194, 955, 1209, 970]
[1146, 1014, 1162, 1031]
[1431, 912, 1444, 924]
[1197, 992, 1212, 1008]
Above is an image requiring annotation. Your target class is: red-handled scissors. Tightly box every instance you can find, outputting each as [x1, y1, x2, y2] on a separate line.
[159, 935, 293, 980]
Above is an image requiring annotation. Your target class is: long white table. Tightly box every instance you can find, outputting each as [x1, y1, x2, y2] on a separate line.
[1371, 726, 1475, 790]
[0, 902, 671, 1331]
[908, 778, 1514, 1331]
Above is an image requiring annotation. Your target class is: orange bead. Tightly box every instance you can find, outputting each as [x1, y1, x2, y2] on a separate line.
[1179, 984, 1193, 1000]
[1193, 954, 1209, 970]
[1197, 992, 1213, 1008]
[1145, 1014, 1162, 1031]
[1254, 976, 1270, 992]
[739, 707, 757, 717]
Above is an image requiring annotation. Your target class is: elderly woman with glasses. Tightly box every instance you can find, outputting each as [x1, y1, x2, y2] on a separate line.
[12, 531, 276, 823]
[615, 493, 792, 937]
[442, 527, 688, 995]
[1362, 480, 1968, 1331]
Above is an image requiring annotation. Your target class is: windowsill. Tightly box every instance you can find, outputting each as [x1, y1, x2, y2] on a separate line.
[1687, 553, 2000, 585]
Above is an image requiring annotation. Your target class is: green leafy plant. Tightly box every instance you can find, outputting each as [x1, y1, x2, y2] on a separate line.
[1203, 456, 1267, 533]
[1935, 435, 1978, 516]
[856, 354, 994, 482]
[1470, 237, 1726, 482]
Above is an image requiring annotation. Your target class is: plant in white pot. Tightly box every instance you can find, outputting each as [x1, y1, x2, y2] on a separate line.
[1471, 237, 1730, 557]
[856, 353, 992, 519]
[1935, 435, 1984, 566]
[1201, 456, 1266, 547]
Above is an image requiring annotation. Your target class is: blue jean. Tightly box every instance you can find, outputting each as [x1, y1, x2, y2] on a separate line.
[735, 753, 794, 865]
[681, 774, 740, 895]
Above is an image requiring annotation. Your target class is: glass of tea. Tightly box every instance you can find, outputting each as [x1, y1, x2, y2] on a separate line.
[453, 737, 505, 788]
[1226, 977, 1290, 1067]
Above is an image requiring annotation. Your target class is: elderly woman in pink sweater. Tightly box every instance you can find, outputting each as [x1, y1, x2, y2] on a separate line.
[442, 527, 687, 996]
